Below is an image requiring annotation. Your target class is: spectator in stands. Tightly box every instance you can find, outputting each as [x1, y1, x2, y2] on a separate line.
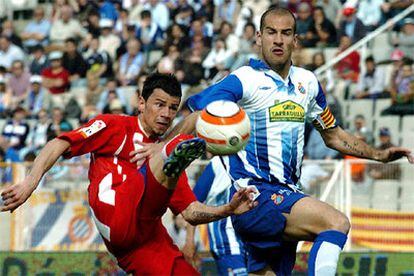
[391, 18, 414, 60]
[202, 38, 232, 79]
[335, 35, 360, 83]
[349, 114, 374, 145]
[354, 56, 387, 99]
[46, 107, 73, 141]
[98, 18, 121, 60]
[0, 76, 12, 118]
[97, 79, 128, 113]
[49, 5, 87, 48]
[20, 7, 51, 50]
[380, 0, 413, 25]
[382, 61, 414, 115]
[135, 10, 164, 52]
[357, 0, 383, 31]
[23, 109, 50, 156]
[305, 53, 336, 95]
[172, 3, 194, 26]
[7, 60, 31, 108]
[213, 0, 241, 30]
[216, 21, 239, 62]
[1, 20, 23, 49]
[41, 51, 70, 109]
[77, 0, 99, 24]
[234, 6, 254, 37]
[85, 10, 101, 38]
[189, 18, 213, 48]
[368, 127, 401, 180]
[315, 0, 342, 26]
[143, 0, 170, 31]
[24, 75, 51, 117]
[109, 98, 126, 115]
[176, 40, 207, 86]
[157, 45, 180, 74]
[114, 8, 130, 36]
[117, 38, 145, 86]
[164, 23, 191, 54]
[296, 3, 314, 47]
[339, 7, 368, 44]
[194, 0, 215, 23]
[387, 49, 405, 91]
[307, 7, 337, 47]
[98, 0, 118, 21]
[83, 37, 113, 79]
[0, 107, 30, 162]
[0, 36, 25, 70]
[62, 38, 88, 84]
[29, 45, 49, 75]
[230, 22, 256, 71]
[305, 127, 339, 160]
[81, 75, 104, 121]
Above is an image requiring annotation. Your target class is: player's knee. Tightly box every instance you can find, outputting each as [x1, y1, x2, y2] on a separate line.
[327, 213, 350, 234]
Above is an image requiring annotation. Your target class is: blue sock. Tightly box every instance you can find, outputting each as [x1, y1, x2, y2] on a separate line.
[308, 230, 347, 276]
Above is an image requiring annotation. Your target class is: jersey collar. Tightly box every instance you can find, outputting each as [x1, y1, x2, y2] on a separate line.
[249, 58, 295, 95]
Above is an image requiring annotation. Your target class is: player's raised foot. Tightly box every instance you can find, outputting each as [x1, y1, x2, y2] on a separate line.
[163, 137, 206, 178]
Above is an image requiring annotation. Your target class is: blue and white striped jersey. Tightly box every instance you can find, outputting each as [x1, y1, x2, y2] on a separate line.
[193, 157, 245, 256]
[187, 59, 336, 187]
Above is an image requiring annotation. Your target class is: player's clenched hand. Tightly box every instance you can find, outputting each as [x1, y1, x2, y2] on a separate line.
[1, 177, 36, 213]
[129, 141, 165, 166]
[380, 147, 414, 163]
[182, 241, 198, 268]
[228, 187, 258, 215]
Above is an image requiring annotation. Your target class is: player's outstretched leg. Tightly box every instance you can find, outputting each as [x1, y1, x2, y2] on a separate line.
[163, 136, 206, 178]
[283, 197, 350, 276]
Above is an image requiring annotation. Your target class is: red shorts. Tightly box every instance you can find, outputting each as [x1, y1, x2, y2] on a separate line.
[88, 162, 196, 275]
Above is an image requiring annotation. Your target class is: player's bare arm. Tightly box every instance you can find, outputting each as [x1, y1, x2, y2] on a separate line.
[181, 187, 257, 225]
[320, 126, 414, 163]
[182, 224, 197, 266]
[1, 138, 71, 212]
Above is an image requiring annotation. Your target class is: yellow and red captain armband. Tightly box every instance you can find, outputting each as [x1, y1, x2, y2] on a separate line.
[313, 107, 337, 130]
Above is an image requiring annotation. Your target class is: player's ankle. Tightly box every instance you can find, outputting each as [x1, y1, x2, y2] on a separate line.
[162, 134, 195, 158]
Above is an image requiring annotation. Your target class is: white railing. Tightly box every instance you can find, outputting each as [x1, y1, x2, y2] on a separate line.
[315, 4, 414, 76]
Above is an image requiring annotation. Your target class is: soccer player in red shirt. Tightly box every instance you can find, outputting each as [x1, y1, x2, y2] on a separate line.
[0, 73, 256, 275]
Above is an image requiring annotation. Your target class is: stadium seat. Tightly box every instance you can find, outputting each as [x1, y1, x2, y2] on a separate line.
[323, 48, 337, 63]
[371, 180, 399, 211]
[373, 99, 392, 119]
[347, 99, 374, 128]
[371, 33, 394, 62]
[401, 116, 414, 150]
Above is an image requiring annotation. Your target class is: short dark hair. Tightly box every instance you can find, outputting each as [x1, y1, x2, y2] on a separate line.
[260, 7, 296, 33]
[141, 10, 152, 19]
[65, 38, 77, 45]
[141, 73, 182, 101]
[365, 56, 375, 63]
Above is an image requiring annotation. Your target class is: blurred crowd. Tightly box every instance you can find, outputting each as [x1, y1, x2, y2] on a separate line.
[0, 0, 412, 166]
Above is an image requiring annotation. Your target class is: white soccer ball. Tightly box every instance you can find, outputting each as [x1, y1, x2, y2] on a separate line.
[196, 100, 251, 155]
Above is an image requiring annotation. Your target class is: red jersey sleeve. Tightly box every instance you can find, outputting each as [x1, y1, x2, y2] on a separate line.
[58, 114, 119, 158]
[168, 173, 197, 215]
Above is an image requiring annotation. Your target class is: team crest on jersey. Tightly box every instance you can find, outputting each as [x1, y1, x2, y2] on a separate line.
[79, 120, 106, 138]
[271, 193, 284, 205]
[268, 100, 305, 123]
[297, 82, 306, 94]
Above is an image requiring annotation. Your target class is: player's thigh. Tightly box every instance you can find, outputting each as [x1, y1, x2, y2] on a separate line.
[282, 196, 350, 241]
[215, 254, 248, 276]
[248, 266, 275, 276]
